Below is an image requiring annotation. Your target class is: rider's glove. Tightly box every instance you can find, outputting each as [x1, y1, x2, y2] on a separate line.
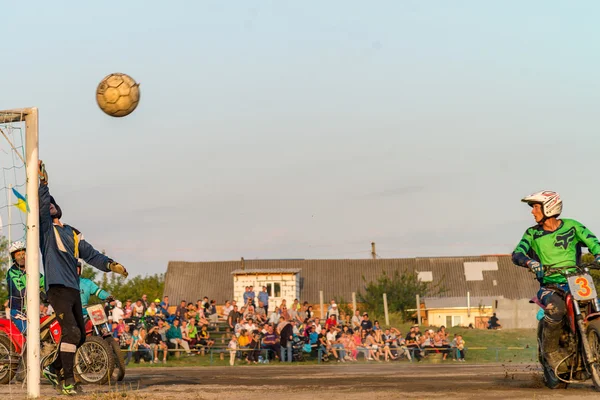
[527, 260, 542, 274]
[108, 261, 128, 278]
[105, 295, 116, 303]
[594, 255, 600, 265]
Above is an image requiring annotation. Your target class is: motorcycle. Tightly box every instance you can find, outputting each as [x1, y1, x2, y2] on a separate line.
[84, 303, 126, 382]
[0, 305, 115, 386]
[531, 262, 600, 390]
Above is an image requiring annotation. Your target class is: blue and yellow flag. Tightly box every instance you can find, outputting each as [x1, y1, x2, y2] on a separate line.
[12, 187, 29, 213]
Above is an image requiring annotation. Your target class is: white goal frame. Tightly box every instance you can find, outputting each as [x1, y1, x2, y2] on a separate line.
[0, 108, 40, 398]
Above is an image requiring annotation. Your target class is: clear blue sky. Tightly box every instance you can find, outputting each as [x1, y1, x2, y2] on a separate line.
[2, 1, 600, 276]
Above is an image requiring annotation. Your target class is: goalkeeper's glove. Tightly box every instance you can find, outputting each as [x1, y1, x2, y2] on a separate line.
[108, 261, 128, 278]
[38, 160, 48, 185]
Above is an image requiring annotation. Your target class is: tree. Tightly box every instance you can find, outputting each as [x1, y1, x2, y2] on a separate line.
[358, 269, 445, 322]
[96, 271, 164, 304]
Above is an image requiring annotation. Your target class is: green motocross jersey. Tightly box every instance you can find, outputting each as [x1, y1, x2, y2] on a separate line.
[512, 218, 600, 284]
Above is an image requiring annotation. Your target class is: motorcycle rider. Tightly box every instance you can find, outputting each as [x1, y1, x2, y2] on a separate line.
[77, 260, 113, 316]
[38, 160, 128, 395]
[5, 240, 45, 333]
[512, 190, 600, 372]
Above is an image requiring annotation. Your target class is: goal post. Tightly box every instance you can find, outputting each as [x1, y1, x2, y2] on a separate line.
[0, 108, 40, 398]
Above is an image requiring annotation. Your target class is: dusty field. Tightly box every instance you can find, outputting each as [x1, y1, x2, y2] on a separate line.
[1, 363, 599, 399]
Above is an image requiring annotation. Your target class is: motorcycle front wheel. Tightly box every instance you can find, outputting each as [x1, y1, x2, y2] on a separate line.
[0, 334, 18, 384]
[537, 320, 567, 389]
[106, 338, 126, 382]
[74, 336, 114, 385]
[586, 319, 600, 391]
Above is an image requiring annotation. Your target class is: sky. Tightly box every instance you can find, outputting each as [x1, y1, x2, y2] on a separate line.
[1, 1, 600, 277]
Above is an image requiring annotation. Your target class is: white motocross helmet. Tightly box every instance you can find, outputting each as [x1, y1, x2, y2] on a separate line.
[9, 240, 26, 255]
[521, 190, 563, 219]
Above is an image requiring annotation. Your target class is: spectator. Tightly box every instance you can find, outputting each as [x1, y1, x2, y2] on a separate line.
[268, 307, 280, 325]
[111, 300, 124, 324]
[187, 318, 198, 348]
[125, 329, 140, 365]
[227, 305, 240, 330]
[175, 300, 187, 323]
[198, 324, 215, 349]
[488, 313, 501, 330]
[351, 310, 361, 330]
[141, 294, 149, 314]
[256, 301, 267, 323]
[243, 287, 252, 307]
[258, 286, 269, 314]
[133, 299, 144, 321]
[166, 319, 193, 356]
[247, 287, 256, 308]
[222, 300, 233, 319]
[360, 313, 373, 331]
[261, 324, 280, 361]
[123, 299, 133, 319]
[325, 314, 338, 331]
[228, 334, 238, 366]
[147, 324, 167, 363]
[278, 318, 294, 362]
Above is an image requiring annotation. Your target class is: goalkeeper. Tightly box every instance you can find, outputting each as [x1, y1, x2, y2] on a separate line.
[38, 160, 128, 396]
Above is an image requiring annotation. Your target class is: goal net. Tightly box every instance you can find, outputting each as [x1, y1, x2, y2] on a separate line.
[0, 108, 41, 398]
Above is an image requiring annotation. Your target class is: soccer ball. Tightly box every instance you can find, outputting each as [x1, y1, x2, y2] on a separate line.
[96, 73, 141, 117]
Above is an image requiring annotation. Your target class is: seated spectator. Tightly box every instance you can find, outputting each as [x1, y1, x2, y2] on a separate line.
[148, 324, 167, 363]
[185, 303, 197, 321]
[268, 307, 280, 325]
[360, 313, 373, 331]
[123, 299, 133, 319]
[136, 328, 153, 363]
[207, 300, 218, 325]
[222, 300, 233, 319]
[255, 301, 267, 323]
[198, 324, 215, 349]
[175, 300, 187, 322]
[325, 314, 338, 331]
[261, 324, 280, 361]
[166, 319, 194, 356]
[187, 318, 198, 348]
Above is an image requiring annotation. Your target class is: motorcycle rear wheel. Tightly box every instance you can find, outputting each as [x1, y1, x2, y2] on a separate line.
[585, 319, 600, 391]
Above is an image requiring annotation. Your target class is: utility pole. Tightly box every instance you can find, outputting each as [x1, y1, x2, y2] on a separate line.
[371, 242, 376, 260]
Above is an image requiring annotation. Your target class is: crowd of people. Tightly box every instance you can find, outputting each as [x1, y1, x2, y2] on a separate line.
[222, 295, 467, 364]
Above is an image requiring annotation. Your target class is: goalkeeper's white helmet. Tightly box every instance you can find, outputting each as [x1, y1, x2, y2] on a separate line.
[9, 240, 26, 255]
[521, 190, 563, 218]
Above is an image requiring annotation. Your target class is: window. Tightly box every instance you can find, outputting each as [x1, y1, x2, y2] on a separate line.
[265, 282, 282, 297]
[446, 315, 462, 327]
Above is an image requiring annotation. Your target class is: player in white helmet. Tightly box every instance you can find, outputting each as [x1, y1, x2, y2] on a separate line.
[512, 190, 600, 372]
[5, 241, 45, 333]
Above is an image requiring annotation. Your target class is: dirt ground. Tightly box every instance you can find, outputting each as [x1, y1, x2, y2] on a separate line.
[1, 363, 600, 399]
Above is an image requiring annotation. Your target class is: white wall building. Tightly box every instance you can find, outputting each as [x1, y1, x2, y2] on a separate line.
[231, 268, 301, 308]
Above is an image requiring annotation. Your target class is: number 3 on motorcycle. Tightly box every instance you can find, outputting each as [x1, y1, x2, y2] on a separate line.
[568, 273, 598, 301]
[575, 277, 592, 297]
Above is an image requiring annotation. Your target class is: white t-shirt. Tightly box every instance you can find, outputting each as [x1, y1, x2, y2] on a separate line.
[223, 305, 233, 317]
[326, 331, 337, 344]
[111, 307, 124, 323]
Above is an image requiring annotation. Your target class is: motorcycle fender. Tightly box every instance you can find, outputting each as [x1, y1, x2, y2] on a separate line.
[566, 294, 576, 333]
[585, 312, 600, 323]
